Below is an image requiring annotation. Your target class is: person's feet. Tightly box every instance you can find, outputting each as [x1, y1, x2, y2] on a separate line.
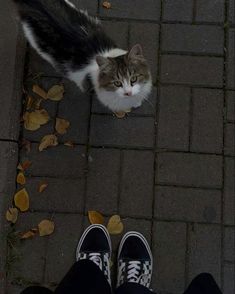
[117, 231, 153, 288]
[76, 224, 112, 285]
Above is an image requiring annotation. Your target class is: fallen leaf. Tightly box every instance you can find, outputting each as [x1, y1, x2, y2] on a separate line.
[114, 111, 126, 119]
[21, 160, 32, 171]
[26, 95, 34, 110]
[88, 211, 104, 225]
[64, 141, 74, 147]
[6, 208, 18, 224]
[38, 220, 55, 236]
[17, 163, 23, 171]
[35, 98, 43, 110]
[16, 172, 26, 185]
[38, 182, 48, 193]
[23, 112, 41, 131]
[14, 188, 30, 212]
[107, 215, 123, 235]
[20, 228, 38, 240]
[47, 85, 64, 101]
[33, 84, 47, 99]
[56, 118, 70, 135]
[103, 1, 111, 9]
[39, 134, 58, 151]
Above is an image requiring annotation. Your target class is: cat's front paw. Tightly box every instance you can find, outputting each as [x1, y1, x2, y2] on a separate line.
[114, 109, 132, 118]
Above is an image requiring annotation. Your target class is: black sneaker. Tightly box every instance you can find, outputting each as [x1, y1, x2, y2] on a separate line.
[76, 224, 112, 285]
[117, 231, 153, 288]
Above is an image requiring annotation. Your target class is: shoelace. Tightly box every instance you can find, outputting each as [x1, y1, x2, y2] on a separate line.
[119, 260, 149, 286]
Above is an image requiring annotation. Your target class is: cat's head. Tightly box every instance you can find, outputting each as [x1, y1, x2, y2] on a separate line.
[96, 44, 151, 99]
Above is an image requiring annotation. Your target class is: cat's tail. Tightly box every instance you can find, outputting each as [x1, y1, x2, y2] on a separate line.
[12, 0, 107, 73]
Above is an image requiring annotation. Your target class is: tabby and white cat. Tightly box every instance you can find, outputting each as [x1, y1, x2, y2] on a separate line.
[13, 0, 152, 112]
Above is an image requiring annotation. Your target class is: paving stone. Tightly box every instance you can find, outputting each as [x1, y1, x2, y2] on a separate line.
[90, 115, 155, 148]
[99, 0, 161, 21]
[152, 222, 187, 294]
[28, 48, 61, 78]
[190, 89, 224, 154]
[227, 30, 235, 89]
[224, 227, 235, 262]
[226, 91, 235, 122]
[224, 123, 235, 156]
[155, 186, 221, 223]
[45, 214, 84, 284]
[0, 1, 25, 140]
[162, 0, 193, 22]
[229, 0, 235, 24]
[12, 212, 50, 283]
[6, 285, 25, 294]
[195, 0, 224, 23]
[102, 20, 128, 49]
[85, 148, 121, 214]
[223, 263, 235, 294]
[160, 55, 224, 87]
[119, 150, 154, 218]
[224, 157, 235, 225]
[20, 143, 86, 178]
[157, 86, 190, 151]
[162, 24, 224, 55]
[129, 23, 159, 81]
[156, 152, 223, 188]
[188, 224, 221, 286]
[92, 88, 157, 116]
[57, 80, 90, 145]
[25, 177, 85, 213]
[71, 0, 98, 15]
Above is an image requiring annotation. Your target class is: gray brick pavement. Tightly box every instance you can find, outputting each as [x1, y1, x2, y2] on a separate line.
[2, 0, 235, 293]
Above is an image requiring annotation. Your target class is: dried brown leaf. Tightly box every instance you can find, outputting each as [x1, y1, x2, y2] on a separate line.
[14, 188, 30, 212]
[88, 211, 105, 225]
[47, 85, 64, 101]
[64, 141, 74, 147]
[6, 208, 18, 224]
[107, 215, 124, 235]
[20, 229, 38, 240]
[38, 220, 55, 236]
[33, 84, 47, 99]
[39, 134, 58, 151]
[21, 160, 32, 171]
[55, 118, 70, 135]
[26, 96, 34, 110]
[103, 1, 111, 9]
[38, 182, 48, 193]
[16, 172, 26, 185]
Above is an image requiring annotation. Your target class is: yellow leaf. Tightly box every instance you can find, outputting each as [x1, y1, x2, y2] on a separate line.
[47, 85, 64, 101]
[16, 172, 26, 185]
[38, 182, 48, 193]
[14, 188, 30, 212]
[55, 118, 70, 135]
[33, 84, 47, 99]
[29, 109, 50, 125]
[103, 1, 111, 9]
[64, 141, 74, 147]
[114, 111, 126, 119]
[38, 220, 55, 236]
[23, 112, 41, 131]
[107, 215, 124, 235]
[88, 211, 105, 225]
[6, 208, 18, 224]
[20, 228, 38, 240]
[39, 134, 58, 151]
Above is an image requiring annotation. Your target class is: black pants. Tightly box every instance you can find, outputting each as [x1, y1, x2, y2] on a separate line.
[21, 260, 222, 294]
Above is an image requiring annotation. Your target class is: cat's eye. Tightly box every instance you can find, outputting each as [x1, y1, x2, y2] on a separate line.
[114, 81, 122, 87]
[130, 76, 138, 84]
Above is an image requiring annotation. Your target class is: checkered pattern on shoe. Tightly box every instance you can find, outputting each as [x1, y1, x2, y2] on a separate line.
[77, 252, 111, 284]
[117, 259, 152, 288]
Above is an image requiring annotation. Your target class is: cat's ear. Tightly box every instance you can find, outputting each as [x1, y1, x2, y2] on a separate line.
[128, 44, 143, 59]
[96, 56, 110, 67]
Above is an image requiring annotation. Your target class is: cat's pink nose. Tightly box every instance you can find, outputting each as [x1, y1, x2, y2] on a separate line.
[124, 91, 132, 96]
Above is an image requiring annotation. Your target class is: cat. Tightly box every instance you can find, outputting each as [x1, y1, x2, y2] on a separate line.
[13, 0, 152, 113]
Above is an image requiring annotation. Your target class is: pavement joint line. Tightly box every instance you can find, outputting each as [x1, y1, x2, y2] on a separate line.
[188, 87, 194, 152]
